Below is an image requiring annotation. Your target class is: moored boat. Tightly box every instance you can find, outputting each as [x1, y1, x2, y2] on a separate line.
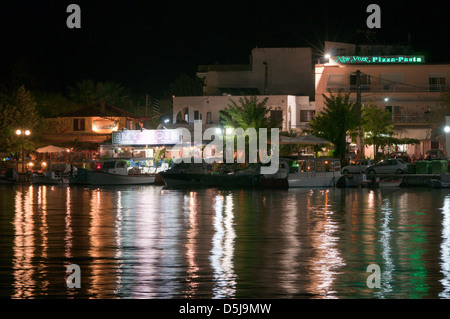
[71, 160, 156, 185]
[158, 161, 260, 188]
[285, 158, 342, 188]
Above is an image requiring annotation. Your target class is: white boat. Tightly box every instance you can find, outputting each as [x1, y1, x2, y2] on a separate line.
[73, 160, 155, 185]
[285, 158, 342, 188]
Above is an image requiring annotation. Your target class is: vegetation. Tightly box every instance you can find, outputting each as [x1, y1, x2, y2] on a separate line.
[220, 96, 282, 163]
[308, 91, 361, 163]
[362, 104, 394, 160]
[0, 86, 42, 155]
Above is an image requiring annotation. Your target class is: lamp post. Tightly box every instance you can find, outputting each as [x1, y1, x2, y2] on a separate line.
[16, 128, 30, 173]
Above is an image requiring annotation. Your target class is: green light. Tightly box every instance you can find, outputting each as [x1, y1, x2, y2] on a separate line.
[332, 55, 425, 64]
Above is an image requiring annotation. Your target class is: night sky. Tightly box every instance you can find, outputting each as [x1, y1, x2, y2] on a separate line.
[0, 0, 448, 97]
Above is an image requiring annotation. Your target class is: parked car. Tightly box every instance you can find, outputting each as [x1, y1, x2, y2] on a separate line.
[425, 149, 446, 160]
[365, 159, 408, 175]
[390, 151, 411, 163]
[341, 159, 376, 175]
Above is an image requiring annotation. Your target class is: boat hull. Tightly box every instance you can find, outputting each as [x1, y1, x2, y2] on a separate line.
[32, 175, 69, 185]
[288, 172, 342, 187]
[159, 172, 259, 188]
[73, 170, 155, 185]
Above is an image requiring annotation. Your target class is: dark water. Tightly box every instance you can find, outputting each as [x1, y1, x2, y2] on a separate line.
[1, 184, 450, 299]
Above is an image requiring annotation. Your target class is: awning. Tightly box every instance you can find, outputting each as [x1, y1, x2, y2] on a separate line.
[394, 127, 431, 141]
[278, 135, 331, 145]
[36, 145, 66, 153]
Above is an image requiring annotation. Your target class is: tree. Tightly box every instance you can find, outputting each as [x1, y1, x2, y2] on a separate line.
[362, 104, 394, 160]
[68, 79, 133, 109]
[164, 73, 204, 98]
[308, 91, 361, 163]
[427, 90, 450, 141]
[0, 86, 42, 154]
[220, 96, 282, 164]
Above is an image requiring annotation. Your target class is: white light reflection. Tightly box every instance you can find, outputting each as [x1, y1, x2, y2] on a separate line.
[114, 190, 123, 296]
[183, 192, 200, 297]
[309, 190, 345, 298]
[375, 198, 395, 298]
[12, 186, 35, 298]
[211, 194, 236, 298]
[439, 196, 450, 298]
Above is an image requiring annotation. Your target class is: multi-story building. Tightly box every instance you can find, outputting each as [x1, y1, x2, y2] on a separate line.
[197, 47, 314, 99]
[316, 41, 449, 158]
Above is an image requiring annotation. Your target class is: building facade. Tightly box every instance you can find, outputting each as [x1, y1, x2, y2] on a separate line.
[43, 102, 142, 144]
[173, 95, 315, 133]
[316, 42, 449, 158]
[197, 47, 314, 99]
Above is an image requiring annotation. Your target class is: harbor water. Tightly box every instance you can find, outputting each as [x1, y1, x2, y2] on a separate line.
[1, 184, 450, 299]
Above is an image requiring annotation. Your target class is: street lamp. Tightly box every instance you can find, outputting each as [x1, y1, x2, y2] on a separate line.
[16, 128, 31, 173]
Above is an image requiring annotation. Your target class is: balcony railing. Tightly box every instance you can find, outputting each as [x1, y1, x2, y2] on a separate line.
[393, 113, 429, 124]
[326, 83, 447, 93]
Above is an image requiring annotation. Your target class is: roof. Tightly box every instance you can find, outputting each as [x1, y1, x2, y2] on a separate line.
[56, 102, 142, 119]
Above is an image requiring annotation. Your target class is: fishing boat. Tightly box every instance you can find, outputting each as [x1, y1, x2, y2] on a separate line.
[32, 171, 70, 185]
[285, 158, 342, 188]
[31, 163, 77, 185]
[72, 160, 156, 185]
[158, 160, 260, 188]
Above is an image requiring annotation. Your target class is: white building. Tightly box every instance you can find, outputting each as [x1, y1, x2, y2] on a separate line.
[172, 95, 315, 132]
[197, 47, 314, 99]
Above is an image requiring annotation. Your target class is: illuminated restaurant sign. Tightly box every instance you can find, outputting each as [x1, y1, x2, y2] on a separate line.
[112, 129, 182, 145]
[332, 55, 425, 64]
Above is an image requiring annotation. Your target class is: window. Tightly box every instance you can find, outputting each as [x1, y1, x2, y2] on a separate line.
[270, 110, 283, 127]
[206, 112, 212, 124]
[194, 110, 202, 121]
[73, 119, 85, 131]
[300, 110, 315, 122]
[429, 74, 446, 92]
[327, 74, 346, 89]
[350, 73, 371, 91]
[126, 119, 133, 130]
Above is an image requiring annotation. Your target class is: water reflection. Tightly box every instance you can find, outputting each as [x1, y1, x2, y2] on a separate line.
[211, 193, 236, 298]
[307, 190, 345, 298]
[440, 196, 450, 298]
[3, 185, 450, 298]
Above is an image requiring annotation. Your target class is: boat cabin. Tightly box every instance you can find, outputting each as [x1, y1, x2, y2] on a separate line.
[288, 158, 341, 173]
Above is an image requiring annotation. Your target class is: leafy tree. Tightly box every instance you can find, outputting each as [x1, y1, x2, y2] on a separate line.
[0, 86, 42, 154]
[34, 91, 80, 117]
[68, 79, 133, 109]
[362, 104, 394, 160]
[308, 91, 361, 163]
[163, 73, 204, 98]
[427, 90, 450, 141]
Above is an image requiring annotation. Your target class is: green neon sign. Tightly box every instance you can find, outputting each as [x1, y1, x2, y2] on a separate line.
[333, 55, 425, 64]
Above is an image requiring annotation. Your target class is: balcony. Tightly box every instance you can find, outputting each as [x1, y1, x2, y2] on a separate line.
[326, 83, 447, 93]
[392, 113, 429, 124]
